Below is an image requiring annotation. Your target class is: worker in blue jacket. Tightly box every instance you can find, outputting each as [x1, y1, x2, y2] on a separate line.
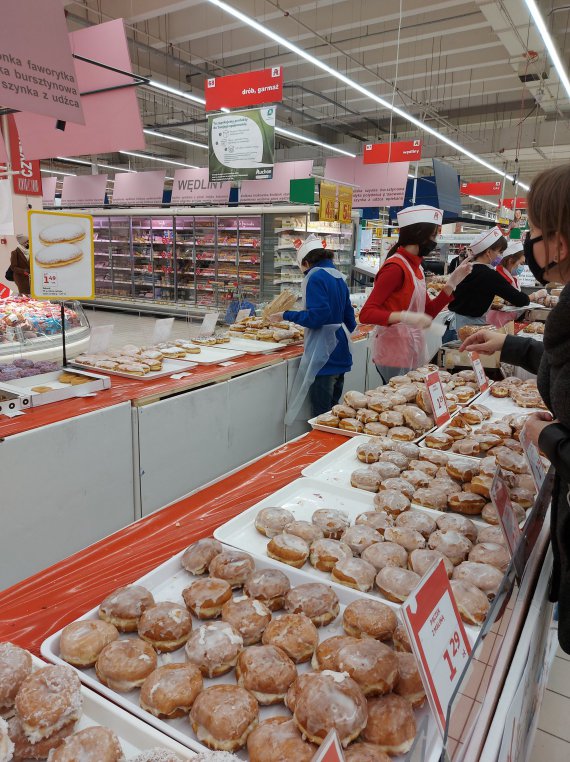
[269, 234, 357, 422]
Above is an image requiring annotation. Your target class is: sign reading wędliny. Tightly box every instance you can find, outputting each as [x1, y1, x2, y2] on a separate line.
[29, 210, 95, 300]
[208, 107, 275, 182]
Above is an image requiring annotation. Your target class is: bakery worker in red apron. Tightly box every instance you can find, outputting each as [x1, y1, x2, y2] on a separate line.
[359, 205, 472, 383]
[496, 240, 525, 289]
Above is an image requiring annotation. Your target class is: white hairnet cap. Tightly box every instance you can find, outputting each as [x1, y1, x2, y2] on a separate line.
[296, 233, 325, 267]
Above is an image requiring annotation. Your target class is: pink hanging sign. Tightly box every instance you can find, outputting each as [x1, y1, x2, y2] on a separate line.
[240, 160, 313, 203]
[42, 177, 57, 206]
[171, 168, 231, 205]
[112, 170, 166, 206]
[61, 174, 108, 207]
[324, 156, 409, 207]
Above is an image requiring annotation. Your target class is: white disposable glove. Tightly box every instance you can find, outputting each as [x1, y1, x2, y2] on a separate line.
[532, 289, 547, 301]
[398, 311, 433, 329]
[446, 260, 473, 291]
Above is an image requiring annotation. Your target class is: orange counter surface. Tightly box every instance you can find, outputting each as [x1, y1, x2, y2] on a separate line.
[0, 430, 342, 653]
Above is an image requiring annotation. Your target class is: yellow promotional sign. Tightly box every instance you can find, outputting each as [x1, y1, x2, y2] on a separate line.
[337, 185, 353, 224]
[319, 181, 337, 222]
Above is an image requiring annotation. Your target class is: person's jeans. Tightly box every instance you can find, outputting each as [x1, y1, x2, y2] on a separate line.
[310, 373, 345, 417]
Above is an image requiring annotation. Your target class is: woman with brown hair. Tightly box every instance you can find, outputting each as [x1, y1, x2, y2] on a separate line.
[461, 163, 570, 652]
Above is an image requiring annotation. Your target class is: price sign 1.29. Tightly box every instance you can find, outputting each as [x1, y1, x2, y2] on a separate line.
[468, 351, 489, 392]
[426, 371, 451, 427]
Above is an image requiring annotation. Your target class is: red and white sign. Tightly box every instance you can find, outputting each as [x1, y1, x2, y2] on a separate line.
[403, 559, 472, 737]
[42, 177, 57, 206]
[171, 168, 231, 205]
[468, 351, 489, 392]
[3, 117, 42, 196]
[426, 370, 451, 426]
[519, 426, 548, 492]
[460, 181, 502, 196]
[61, 174, 108, 207]
[310, 729, 345, 761]
[324, 157, 409, 207]
[363, 139, 422, 164]
[205, 66, 283, 112]
[0, 283, 11, 299]
[112, 170, 166, 206]
[503, 197, 528, 210]
[240, 160, 313, 203]
[490, 468, 522, 556]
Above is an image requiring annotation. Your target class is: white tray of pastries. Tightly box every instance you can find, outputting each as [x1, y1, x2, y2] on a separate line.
[1, 651, 194, 760]
[180, 346, 246, 365]
[0, 368, 111, 407]
[219, 337, 286, 354]
[72, 357, 198, 380]
[40, 544, 442, 761]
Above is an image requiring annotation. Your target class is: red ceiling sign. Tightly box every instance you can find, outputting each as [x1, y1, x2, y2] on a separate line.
[205, 66, 283, 111]
[363, 139, 422, 163]
[0, 116, 42, 196]
[460, 181, 502, 196]
[503, 197, 527, 209]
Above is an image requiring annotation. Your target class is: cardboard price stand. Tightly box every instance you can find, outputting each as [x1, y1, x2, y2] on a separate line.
[311, 730, 345, 761]
[426, 370, 451, 426]
[519, 426, 548, 492]
[468, 351, 489, 392]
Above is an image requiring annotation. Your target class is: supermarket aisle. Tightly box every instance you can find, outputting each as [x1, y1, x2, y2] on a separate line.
[529, 645, 570, 760]
[83, 308, 201, 346]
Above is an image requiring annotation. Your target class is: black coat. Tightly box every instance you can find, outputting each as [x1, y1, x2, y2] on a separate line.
[502, 283, 570, 651]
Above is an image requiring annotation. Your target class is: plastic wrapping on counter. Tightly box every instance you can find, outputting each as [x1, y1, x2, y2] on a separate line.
[0, 430, 340, 653]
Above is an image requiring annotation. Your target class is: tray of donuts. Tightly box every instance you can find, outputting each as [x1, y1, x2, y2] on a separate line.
[0, 648, 194, 761]
[40, 544, 442, 761]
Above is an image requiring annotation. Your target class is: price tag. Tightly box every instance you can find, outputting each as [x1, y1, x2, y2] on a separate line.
[198, 311, 220, 337]
[490, 468, 522, 556]
[310, 729, 345, 762]
[235, 308, 252, 324]
[402, 559, 471, 737]
[519, 426, 548, 492]
[426, 371, 451, 427]
[170, 372, 193, 380]
[152, 318, 174, 345]
[219, 361, 237, 367]
[87, 324, 114, 354]
[468, 351, 489, 392]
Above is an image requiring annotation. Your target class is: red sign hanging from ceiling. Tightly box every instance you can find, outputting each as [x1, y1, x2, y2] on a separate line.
[363, 139, 422, 163]
[460, 181, 502, 196]
[0, 116, 42, 196]
[503, 197, 527, 209]
[205, 66, 283, 111]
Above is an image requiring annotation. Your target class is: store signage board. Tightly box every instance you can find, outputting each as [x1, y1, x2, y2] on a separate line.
[310, 729, 345, 761]
[199, 312, 220, 337]
[325, 157, 409, 207]
[29, 210, 95, 300]
[152, 318, 174, 345]
[61, 175, 108, 207]
[87, 325, 113, 354]
[337, 185, 353, 224]
[112, 170, 166, 206]
[468, 351, 489, 392]
[2, 117, 42, 196]
[205, 66, 283, 111]
[426, 371, 451, 426]
[363, 139, 422, 164]
[490, 468, 522, 559]
[460, 181, 502, 196]
[402, 559, 472, 737]
[519, 427, 548, 492]
[503, 198, 528, 209]
[240, 160, 313, 203]
[208, 107, 276, 182]
[42, 177, 57, 206]
[319, 182, 337, 222]
[0, 0, 83, 123]
[171, 168, 231, 205]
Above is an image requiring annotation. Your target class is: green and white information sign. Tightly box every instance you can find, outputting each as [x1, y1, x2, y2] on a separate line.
[208, 107, 275, 182]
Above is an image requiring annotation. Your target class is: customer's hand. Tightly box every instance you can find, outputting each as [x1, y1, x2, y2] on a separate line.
[522, 411, 554, 449]
[532, 289, 547, 302]
[268, 312, 285, 324]
[460, 329, 507, 355]
[446, 260, 473, 292]
[397, 311, 433, 329]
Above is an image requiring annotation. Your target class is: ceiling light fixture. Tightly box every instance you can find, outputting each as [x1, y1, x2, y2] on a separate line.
[149, 80, 206, 105]
[119, 150, 199, 169]
[276, 126, 356, 157]
[55, 156, 134, 173]
[467, 194, 500, 208]
[205, 0, 530, 190]
[144, 129, 207, 150]
[40, 168, 76, 177]
[524, 0, 570, 99]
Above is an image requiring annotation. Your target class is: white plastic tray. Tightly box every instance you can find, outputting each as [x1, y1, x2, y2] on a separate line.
[309, 416, 436, 444]
[41, 545, 441, 760]
[179, 346, 246, 364]
[27, 655, 194, 760]
[222, 336, 287, 353]
[0, 368, 111, 407]
[71, 358, 198, 380]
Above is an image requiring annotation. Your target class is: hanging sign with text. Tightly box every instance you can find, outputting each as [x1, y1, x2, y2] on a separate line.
[337, 185, 353, 224]
[205, 66, 283, 111]
[4, 116, 42, 196]
[319, 182, 337, 222]
[364, 139, 422, 163]
[325, 157, 409, 207]
[208, 107, 275, 182]
[171, 168, 231, 205]
[490, 468, 522, 558]
[112, 170, 166, 206]
[460, 181, 502, 196]
[468, 351, 489, 392]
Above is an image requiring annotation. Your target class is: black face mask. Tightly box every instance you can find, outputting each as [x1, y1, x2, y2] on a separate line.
[418, 239, 437, 258]
[524, 235, 557, 285]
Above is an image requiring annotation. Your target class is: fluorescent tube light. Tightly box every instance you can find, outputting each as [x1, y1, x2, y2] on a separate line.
[149, 80, 206, 105]
[40, 168, 76, 177]
[119, 150, 199, 169]
[524, 0, 570, 99]
[468, 194, 500, 208]
[56, 156, 134, 173]
[144, 129, 207, 150]
[276, 127, 356, 157]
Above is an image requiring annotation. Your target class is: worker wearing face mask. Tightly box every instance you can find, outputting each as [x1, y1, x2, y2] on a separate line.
[496, 240, 525, 289]
[359, 205, 472, 382]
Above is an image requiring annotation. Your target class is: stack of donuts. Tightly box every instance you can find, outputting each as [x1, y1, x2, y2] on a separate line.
[487, 378, 546, 409]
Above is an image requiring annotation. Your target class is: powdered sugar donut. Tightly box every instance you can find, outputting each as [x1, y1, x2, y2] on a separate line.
[0, 642, 32, 716]
[34, 243, 83, 268]
[38, 222, 85, 245]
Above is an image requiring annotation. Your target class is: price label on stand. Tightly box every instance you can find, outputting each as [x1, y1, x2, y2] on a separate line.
[426, 371, 451, 427]
[490, 468, 522, 557]
[235, 308, 252, 323]
[87, 325, 114, 354]
[402, 560, 471, 737]
[468, 351, 489, 392]
[198, 311, 220, 337]
[519, 427, 548, 492]
[310, 729, 345, 761]
[152, 318, 174, 345]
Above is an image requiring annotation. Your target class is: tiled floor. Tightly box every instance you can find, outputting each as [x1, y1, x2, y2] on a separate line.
[529, 645, 570, 760]
[82, 306, 201, 346]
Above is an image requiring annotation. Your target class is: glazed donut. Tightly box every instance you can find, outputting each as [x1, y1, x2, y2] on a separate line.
[388, 426, 416, 442]
[408, 459, 438, 477]
[7, 714, 75, 759]
[95, 639, 157, 692]
[189, 685, 258, 752]
[373, 489, 410, 517]
[311, 636, 360, 672]
[182, 578, 232, 619]
[490, 385, 509, 398]
[424, 432, 453, 450]
[412, 487, 448, 512]
[419, 449, 449, 466]
[450, 580, 490, 625]
[339, 418, 364, 433]
[184, 621, 243, 678]
[208, 550, 255, 588]
[331, 556, 377, 592]
[477, 525, 508, 545]
[379, 478, 415, 500]
[355, 511, 394, 535]
[375, 567, 421, 603]
[332, 404, 356, 419]
[344, 390, 369, 409]
[362, 694, 417, 755]
[15, 665, 82, 743]
[446, 461, 478, 483]
[436, 513, 478, 544]
[243, 568, 291, 611]
[394, 652, 426, 708]
[47, 726, 123, 761]
[392, 622, 412, 652]
[342, 599, 397, 641]
[311, 508, 350, 539]
[292, 671, 368, 747]
[508, 487, 534, 509]
[0, 718, 13, 762]
[444, 426, 468, 442]
[60, 620, 119, 668]
[309, 538, 352, 572]
[284, 583, 340, 627]
[403, 407, 433, 433]
[283, 520, 324, 544]
[236, 645, 297, 704]
[515, 473, 536, 492]
[475, 434, 503, 452]
[362, 541, 408, 571]
[464, 474, 493, 499]
[451, 438, 481, 456]
[481, 421, 512, 439]
[392, 441, 422, 459]
[471, 403, 492, 420]
[350, 469, 381, 493]
[181, 538, 223, 575]
[496, 450, 529, 474]
[400, 469, 430, 489]
[502, 437, 524, 453]
[379, 451, 411, 469]
[367, 396, 395, 414]
[337, 639, 398, 696]
[98, 585, 155, 632]
[479, 456, 498, 477]
[316, 413, 340, 428]
[341, 525, 383, 555]
[364, 422, 390, 437]
[448, 491, 486, 516]
[221, 597, 271, 646]
[395, 511, 436, 540]
[409, 549, 454, 578]
[267, 533, 310, 568]
[356, 408, 380, 425]
[344, 742, 392, 762]
[247, 716, 316, 762]
[384, 526, 426, 552]
[428, 530, 473, 565]
[0, 642, 32, 714]
[469, 542, 510, 572]
[356, 442, 383, 463]
[255, 507, 295, 538]
[137, 602, 192, 652]
[453, 561, 504, 599]
[262, 613, 318, 663]
[379, 410, 404, 428]
[140, 663, 203, 719]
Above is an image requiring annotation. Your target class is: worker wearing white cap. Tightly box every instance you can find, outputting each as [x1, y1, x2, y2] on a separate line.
[359, 204, 472, 382]
[449, 225, 545, 331]
[496, 240, 525, 289]
[269, 233, 357, 422]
